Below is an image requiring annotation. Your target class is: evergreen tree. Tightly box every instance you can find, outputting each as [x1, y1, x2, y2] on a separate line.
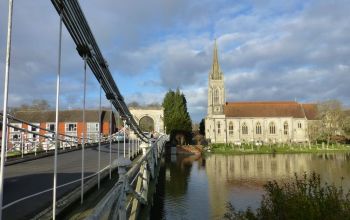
[162, 89, 192, 144]
[199, 118, 205, 135]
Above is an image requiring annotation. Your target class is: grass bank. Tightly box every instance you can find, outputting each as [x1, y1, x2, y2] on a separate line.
[209, 143, 350, 155]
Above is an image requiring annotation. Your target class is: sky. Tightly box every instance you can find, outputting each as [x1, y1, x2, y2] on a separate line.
[0, 0, 349, 122]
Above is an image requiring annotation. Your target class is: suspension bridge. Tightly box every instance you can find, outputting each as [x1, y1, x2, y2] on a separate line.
[0, 0, 169, 219]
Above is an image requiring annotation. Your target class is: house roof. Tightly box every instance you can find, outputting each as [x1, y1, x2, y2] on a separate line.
[224, 101, 317, 119]
[12, 110, 114, 123]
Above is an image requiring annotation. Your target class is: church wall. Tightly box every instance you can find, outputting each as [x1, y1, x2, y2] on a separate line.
[208, 117, 308, 144]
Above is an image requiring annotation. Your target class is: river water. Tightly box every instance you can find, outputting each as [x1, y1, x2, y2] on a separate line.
[150, 152, 350, 219]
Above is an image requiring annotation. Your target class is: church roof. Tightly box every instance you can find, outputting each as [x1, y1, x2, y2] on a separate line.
[224, 101, 318, 119]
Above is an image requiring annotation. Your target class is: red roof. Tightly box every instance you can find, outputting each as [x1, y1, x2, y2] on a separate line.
[224, 101, 317, 119]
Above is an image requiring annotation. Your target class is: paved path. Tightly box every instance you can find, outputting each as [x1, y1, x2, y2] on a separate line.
[3, 142, 135, 220]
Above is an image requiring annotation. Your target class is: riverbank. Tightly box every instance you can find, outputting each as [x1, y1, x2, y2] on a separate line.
[208, 143, 350, 155]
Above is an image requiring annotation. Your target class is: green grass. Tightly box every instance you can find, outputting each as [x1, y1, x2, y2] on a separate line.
[209, 143, 350, 155]
[6, 151, 22, 157]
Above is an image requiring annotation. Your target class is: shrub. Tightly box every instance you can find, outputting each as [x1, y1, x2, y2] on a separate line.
[224, 172, 350, 220]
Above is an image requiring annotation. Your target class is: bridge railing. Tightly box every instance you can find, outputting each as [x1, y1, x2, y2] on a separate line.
[1, 113, 118, 160]
[87, 134, 169, 220]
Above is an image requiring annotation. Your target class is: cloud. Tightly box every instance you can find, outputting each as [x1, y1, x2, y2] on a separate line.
[0, 0, 349, 123]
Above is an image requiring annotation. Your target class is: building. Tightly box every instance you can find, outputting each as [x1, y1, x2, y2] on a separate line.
[130, 107, 164, 134]
[7, 109, 117, 149]
[205, 41, 317, 144]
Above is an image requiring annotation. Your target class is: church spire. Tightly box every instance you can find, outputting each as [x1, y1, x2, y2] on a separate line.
[211, 39, 222, 80]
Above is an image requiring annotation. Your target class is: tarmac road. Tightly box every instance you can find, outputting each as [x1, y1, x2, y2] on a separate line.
[3, 142, 136, 220]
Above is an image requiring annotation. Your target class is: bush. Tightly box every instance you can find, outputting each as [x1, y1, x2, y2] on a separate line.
[224, 172, 350, 220]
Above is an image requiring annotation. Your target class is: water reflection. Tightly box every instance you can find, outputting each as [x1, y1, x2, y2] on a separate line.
[151, 153, 350, 219]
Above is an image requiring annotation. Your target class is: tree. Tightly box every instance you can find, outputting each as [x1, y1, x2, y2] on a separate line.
[10, 99, 51, 113]
[199, 118, 205, 135]
[343, 110, 350, 138]
[127, 101, 140, 108]
[318, 100, 346, 146]
[162, 89, 192, 145]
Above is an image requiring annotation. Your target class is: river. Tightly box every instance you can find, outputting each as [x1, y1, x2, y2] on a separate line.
[149, 152, 350, 219]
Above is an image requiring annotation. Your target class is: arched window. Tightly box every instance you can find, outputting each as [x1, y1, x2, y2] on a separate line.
[242, 122, 248, 135]
[284, 122, 288, 135]
[298, 122, 302, 129]
[269, 122, 276, 134]
[256, 122, 262, 134]
[217, 121, 221, 134]
[229, 122, 233, 136]
[213, 88, 219, 105]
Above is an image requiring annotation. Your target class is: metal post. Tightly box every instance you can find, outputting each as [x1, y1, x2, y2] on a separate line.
[132, 137, 134, 158]
[0, 1, 13, 218]
[117, 115, 120, 158]
[21, 132, 24, 158]
[81, 54, 87, 204]
[52, 8, 63, 220]
[123, 120, 126, 158]
[128, 133, 131, 159]
[109, 102, 112, 179]
[98, 79, 101, 190]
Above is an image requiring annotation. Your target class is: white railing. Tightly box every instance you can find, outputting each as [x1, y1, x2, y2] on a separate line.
[87, 135, 169, 220]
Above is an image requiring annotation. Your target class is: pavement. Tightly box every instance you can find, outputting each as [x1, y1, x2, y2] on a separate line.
[3, 142, 135, 220]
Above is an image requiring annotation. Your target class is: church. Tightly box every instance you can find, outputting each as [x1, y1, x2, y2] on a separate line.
[205, 41, 317, 144]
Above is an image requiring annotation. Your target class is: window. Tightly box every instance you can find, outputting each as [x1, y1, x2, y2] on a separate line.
[256, 122, 262, 134]
[217, 122, 221, 134]
[269, 122, 276, 134]
[242, 123, 248, 135]
[87, 123, 99, 132]
[47, 123, 55, 132]
[65, 123, 77, 132]
[229, 122, 233, 136]
[11, 123, 21, 132]
[10, 123, 22, 141]
[298, 122, 302, 129]
[213, 88, 219, 105]
[284, 122, 288, 135]
[29, 123, 40, 141]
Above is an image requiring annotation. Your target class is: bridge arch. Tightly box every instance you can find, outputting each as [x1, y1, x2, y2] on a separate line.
[130, 108, 164, 134]
[139, 115, 155, 132]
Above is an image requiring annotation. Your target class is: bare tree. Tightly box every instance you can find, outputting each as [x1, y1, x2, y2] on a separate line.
[10, 99, 51, 113]
[307, 120, 322, 144]
[318, 100, 345, 147]
[127, 101, 140, 108]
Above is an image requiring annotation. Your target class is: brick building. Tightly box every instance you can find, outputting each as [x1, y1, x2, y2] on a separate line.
[7, 109, 118, 147]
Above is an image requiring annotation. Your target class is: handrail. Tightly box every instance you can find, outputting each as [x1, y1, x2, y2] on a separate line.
[87, 135, 169, 220]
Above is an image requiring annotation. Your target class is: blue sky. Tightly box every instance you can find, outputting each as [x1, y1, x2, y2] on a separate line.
[0, 0, 349, 122]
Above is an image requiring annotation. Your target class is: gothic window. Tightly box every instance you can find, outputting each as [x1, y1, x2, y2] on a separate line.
[229, 122, 233, 136]
[242, 123, 248, 135]
[213, 88, 219, 105]
[256, 122, 262, 134]
[284, 122, 288, 135]
[217, 122, 221, 134]
[298, 122, 302, 129]
[269, 122, 276, 134]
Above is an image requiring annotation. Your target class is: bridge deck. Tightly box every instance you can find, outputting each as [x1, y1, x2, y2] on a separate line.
[3, 143, 132, 220]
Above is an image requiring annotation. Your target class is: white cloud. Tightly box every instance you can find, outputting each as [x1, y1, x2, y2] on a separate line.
[0, 0, 349, 123]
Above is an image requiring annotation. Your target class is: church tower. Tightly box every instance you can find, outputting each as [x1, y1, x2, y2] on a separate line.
[207, 40, 225, 116]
